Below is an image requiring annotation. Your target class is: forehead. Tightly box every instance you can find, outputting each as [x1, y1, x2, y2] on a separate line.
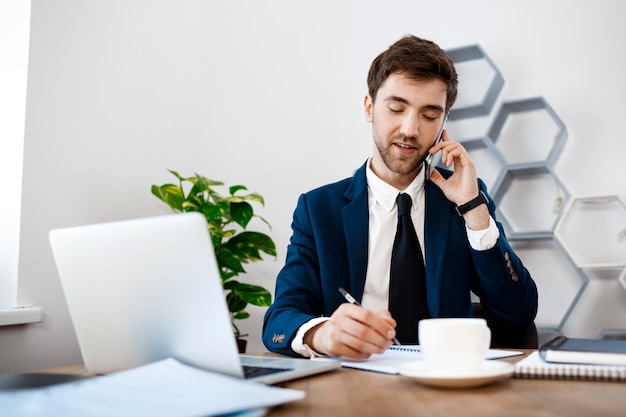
[378, 73, 447, 108]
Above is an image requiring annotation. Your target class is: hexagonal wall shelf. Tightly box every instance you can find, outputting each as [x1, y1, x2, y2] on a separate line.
[492, 165, 570, 239]
[559, 267, 626, 339]
[443, 43, 626, 342]
[555, 195, 626, 269]
[446, 44, 504, 121]
[509, 237, 587, 330]
[487, 97, 567, 167]
[600, 330, 626, 340]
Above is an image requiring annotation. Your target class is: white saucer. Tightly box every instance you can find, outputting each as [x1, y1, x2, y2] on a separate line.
[398, 360, 514, 389]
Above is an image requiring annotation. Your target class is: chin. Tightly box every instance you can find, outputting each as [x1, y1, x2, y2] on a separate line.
[389, 157, 421, 173]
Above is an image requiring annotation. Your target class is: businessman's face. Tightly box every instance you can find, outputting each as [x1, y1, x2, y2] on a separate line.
[365, 72, 447, 189]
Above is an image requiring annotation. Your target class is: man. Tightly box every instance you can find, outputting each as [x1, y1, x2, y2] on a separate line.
[262, 35, 538, 359]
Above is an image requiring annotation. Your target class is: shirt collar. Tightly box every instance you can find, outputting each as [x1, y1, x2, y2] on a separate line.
[365, 158, 425, 212]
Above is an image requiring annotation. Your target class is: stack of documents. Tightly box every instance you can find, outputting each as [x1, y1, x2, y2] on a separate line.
[0, 358, 304, 416]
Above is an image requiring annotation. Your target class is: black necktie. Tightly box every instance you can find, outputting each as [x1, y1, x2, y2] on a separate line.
[389, 193, 429, 344]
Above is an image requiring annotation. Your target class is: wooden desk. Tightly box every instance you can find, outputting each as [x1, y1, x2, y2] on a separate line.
[41, 351, 626, 417]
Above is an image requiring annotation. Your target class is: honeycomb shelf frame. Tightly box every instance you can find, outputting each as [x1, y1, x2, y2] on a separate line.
[446, 44, 504, 121]
[555, 195, 626, 269]
[487, 97, 567, 168]
[510, 236, 588, 330]
[443, 43, 625, 340]
[492, 164, 570, 240]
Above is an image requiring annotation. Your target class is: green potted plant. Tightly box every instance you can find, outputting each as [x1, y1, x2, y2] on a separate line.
[151, 170, 276, 352]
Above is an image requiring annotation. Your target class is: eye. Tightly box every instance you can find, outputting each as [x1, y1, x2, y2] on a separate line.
[388, 106, 403, 113]
[422, 111, 443, 121]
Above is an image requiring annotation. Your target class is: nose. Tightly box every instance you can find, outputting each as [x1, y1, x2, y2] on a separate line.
[400, 114, 419, 139]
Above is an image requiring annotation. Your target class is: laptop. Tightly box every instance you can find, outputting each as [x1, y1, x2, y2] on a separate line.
[48, 212, 339, 384]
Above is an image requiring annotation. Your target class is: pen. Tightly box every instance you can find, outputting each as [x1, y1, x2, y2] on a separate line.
[338, 287, 402, 346]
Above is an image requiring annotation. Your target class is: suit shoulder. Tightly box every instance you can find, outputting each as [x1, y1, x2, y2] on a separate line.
[303, 163, 366, 200]
[304, 176, 352, 199]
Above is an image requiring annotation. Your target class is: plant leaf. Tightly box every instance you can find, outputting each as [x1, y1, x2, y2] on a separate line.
[167, 169, 187, 181]
[151, 184, 185, 211]
[230, 201, 253, 229]
[195, 174, 223, 189]
[233, 311, 250, 320]
[217, 247, 246, 275]
[226, 291, 247, 313]
[229, 184, 248, 195]
[227, 231, 277, 259]
[228, 281, 272, 306]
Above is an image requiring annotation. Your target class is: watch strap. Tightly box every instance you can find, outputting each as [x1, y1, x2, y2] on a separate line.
[455, 191, 488, 216]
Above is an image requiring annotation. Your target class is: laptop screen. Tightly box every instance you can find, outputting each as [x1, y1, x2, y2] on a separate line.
[49, 213, 244, 376]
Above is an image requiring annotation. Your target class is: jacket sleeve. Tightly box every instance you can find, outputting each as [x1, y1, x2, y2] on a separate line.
[469, 180, 539, 331]
[262, 193, 329, 357]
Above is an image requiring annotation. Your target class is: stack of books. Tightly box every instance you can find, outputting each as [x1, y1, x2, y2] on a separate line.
[514, 336, 626, 381]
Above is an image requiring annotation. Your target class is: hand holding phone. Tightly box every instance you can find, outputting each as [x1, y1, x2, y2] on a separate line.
[424, 117, 447, 180]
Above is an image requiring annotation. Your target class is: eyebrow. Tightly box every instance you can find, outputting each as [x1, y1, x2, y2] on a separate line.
[383, 96, 444, 112]
[384, 95, 410, 105]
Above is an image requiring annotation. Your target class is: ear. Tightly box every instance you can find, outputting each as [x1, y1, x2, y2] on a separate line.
[364, 94, 373, 122]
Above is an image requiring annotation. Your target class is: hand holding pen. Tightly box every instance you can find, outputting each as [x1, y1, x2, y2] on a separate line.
[339, 287, 402, 346]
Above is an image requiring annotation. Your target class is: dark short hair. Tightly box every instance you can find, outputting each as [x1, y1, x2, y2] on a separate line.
[367, 35, 458, 113]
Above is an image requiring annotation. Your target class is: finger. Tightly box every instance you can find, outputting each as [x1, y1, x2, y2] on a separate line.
[439, 142, 458, 166]
[322, 323, 390, 359]
[314, 321, 372, 359]
[335, 305, 395, 350]
[429, 129, 450, 155]
[441, 142, 470, 167]
[355, 309, 397, 342]
[440, 129, 451, 142]
[375, 310, 397, 329]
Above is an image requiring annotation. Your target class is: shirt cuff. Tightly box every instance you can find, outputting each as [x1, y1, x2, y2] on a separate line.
[291, 316, 330, 358]
[466, 216, 500, 250]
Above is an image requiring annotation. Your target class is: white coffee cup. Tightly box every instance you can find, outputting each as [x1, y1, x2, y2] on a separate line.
[418, 318, 491, 376]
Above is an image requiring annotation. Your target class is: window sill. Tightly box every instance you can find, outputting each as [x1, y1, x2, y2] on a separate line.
[0, 306, 43, 326]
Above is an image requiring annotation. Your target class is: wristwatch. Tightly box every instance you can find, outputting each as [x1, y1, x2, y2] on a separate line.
[455, 191, 488, 216]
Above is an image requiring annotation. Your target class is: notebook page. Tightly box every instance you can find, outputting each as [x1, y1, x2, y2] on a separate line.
[314, 345, 522, 374]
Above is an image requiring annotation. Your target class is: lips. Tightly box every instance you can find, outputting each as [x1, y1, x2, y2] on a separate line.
[395, 142, 414, 149]
[394, 142, 417, 154]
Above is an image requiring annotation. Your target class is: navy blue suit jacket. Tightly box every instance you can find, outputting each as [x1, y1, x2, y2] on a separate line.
[262, 162, 538, 356]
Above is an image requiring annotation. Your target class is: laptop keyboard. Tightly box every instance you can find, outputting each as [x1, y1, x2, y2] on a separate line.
[242, 365, 293, 379]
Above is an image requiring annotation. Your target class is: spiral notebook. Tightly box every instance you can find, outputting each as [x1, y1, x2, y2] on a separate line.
[514, 352, 626, 381]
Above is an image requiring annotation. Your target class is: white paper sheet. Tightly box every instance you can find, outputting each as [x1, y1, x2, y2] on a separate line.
[0, 358, 305, 417]
[314, 345, 523, 374]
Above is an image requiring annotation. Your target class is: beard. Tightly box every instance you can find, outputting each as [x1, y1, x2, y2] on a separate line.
[372, 127, 428, 175]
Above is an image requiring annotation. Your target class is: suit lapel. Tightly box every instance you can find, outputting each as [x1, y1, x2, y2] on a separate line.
[342, 163, 369, 301]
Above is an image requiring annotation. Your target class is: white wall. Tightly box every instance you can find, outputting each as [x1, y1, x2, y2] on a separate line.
[2, 0, 625, 373]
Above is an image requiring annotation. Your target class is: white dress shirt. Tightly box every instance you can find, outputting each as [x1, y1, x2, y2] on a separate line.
[292, 159, 500, 357]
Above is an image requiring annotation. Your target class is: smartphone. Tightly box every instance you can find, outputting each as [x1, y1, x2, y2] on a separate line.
[424, 116, 447, 180]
